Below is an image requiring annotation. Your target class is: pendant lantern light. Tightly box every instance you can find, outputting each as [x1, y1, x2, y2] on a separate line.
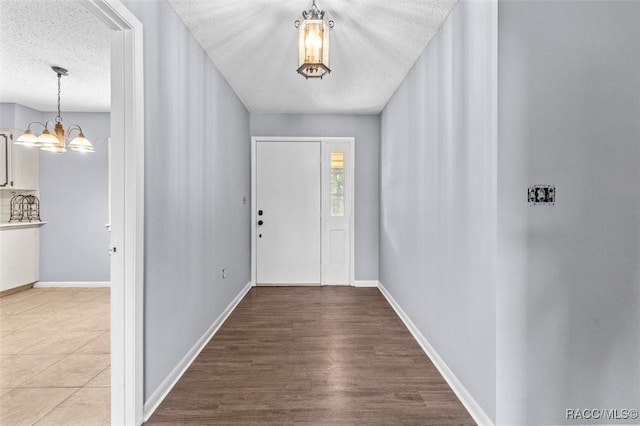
[294, 0, 334, 79]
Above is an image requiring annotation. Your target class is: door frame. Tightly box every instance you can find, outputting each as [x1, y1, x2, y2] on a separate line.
[81, 1, 144, 425]
[251, 137, 355, 287]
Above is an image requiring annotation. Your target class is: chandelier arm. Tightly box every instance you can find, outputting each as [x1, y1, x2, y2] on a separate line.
[25, 121, 47, 132]
[66, 124, 84, 137]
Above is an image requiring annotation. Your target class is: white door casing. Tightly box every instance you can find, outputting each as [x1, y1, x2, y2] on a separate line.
[81, 1, 144, 425]
[251, 137, 354, 287]
[256, 141, 321, 284]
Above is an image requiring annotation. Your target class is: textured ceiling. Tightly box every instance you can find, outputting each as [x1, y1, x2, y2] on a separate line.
[0, 0, 457, 115]
[0, 0, 111, 112]
[168, 0, 457, 114]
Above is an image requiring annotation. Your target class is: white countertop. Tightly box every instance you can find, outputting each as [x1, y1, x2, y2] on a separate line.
[0, 221, 46, 229]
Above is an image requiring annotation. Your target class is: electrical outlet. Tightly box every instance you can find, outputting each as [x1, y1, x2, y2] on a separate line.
[528, 185, 555, 205]
[222, 268, 226, 279]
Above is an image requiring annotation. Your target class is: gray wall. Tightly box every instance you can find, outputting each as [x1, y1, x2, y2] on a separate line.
[0, 104, 43, 139]
[39, 112, 110, 282]
[0, 103, 15, 126]
[379, 0, 497, 421]
[0, 103, 49, 128]
[250, 113, 379, 281]
[121, 0, 251, 403]
[12, 104, 44, 133]
[497, 1, 640, 424]
[0, 104, 110, 282]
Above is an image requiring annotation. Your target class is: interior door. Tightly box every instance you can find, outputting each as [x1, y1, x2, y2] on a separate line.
[256, 141, 321, 284]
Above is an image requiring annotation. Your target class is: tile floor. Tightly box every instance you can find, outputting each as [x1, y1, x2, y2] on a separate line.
[0, 288, 110, 425]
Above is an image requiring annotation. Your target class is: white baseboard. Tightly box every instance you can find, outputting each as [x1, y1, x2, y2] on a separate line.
[143, 281, 253, 421]
[353, 280, 380, 288]
[34, 281, 111, 288]
[378, 282, 494, 426]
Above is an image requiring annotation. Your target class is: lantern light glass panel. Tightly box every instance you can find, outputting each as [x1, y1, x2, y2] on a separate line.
[297, 19, 331, 79]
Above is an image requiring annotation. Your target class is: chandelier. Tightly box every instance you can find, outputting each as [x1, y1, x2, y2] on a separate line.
[294, 0, 334, 79]
[15, 66, 94, 153]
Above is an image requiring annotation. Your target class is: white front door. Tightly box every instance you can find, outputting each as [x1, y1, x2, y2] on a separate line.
[256, 141, 321, 284]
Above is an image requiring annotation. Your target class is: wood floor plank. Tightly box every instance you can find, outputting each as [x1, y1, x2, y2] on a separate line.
[146, 287, 476, 425]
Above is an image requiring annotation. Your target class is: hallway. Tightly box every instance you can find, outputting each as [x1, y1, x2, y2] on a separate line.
[147, 287, 475, 425]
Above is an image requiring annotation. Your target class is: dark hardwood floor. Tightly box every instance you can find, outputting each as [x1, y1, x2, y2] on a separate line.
[146, 287, 476, 425]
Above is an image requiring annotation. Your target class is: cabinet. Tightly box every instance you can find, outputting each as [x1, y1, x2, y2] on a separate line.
[0, 129, 39, 190]
[0, 225, 39, 291]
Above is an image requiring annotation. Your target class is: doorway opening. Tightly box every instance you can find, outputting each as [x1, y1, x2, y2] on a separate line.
[83, 1, 145, 424]
[251, 137, 355, 287]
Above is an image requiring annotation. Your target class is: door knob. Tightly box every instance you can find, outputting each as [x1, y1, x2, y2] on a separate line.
[258, 220, 264, 226]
